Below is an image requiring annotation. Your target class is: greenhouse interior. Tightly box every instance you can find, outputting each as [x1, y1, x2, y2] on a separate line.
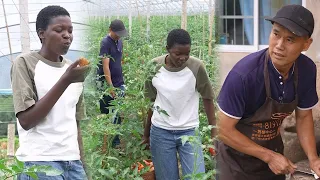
[1, 0, 320, 179]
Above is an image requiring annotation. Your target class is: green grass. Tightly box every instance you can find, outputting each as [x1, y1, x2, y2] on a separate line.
[0, 96, 14, 112]
[0, 96, 15, 136]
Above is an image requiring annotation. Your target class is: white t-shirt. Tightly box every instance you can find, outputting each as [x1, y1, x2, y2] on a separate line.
[145, 55, 214, 130]
[11, 52, 86, 161]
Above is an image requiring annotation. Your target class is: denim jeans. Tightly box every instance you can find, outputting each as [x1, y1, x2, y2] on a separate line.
[99, 85, 125, 147]
[150, 124, 205, 180]
[18, 160, 87, 180]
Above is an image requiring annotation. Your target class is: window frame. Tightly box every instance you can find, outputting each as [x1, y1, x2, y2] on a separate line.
[216, 0, 306, 53]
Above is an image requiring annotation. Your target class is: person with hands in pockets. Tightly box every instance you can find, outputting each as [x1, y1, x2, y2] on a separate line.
[216, 4, 320, 180]
[11, 5, 90, 180]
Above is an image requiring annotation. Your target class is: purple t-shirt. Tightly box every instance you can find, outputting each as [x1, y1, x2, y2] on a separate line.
[218, 48, 318, 120]
[97, 35, 124, 87]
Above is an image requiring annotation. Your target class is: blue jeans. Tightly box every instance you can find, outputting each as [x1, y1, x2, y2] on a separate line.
[150, 124, 205, 180]
[99, 85, 125, 147]
[18, 160, 87, 180]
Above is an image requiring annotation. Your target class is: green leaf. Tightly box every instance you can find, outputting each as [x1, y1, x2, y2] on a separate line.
[25, 172, 39, 180]
[106, 156, 119, 161]
[11, 165, 21, 172]
[43, 167, 63, 176]
[98, 169, 114, 179]
[154, 106, 170, 117]
[121, 168, 129, 176]
[0, 162, 6, 170]
[159, 109, 170, 117]
[0, 159, 7, 164]
[1, 166, 13, 174]
[131, 130, 140, 138]
[201, 170, 216, 180]
[207, 125, 215, 130]
[0, 170, 5, 177]
[126, 142, 132, 148]
[132, 166, 138, 176]
[28, 165, 63, 176]
[180, 135, 190, 146]
[16, 158, 24, 169]
[98, 169, 109, 175]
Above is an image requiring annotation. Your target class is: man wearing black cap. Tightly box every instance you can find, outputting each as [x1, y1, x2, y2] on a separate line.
[216, 4, 320, 180]
[97, 19, 128, 148]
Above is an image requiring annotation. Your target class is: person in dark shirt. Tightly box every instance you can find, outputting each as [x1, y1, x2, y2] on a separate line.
[97, 19, 127, 148]
[216, 4, 320, 180]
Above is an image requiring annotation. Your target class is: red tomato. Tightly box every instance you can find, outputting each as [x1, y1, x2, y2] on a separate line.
[209, 147, 216, 156]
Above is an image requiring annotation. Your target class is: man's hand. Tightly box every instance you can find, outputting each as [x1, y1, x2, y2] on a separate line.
[110, 90, 116, 98]
[266, 151, 297, 175]
[62, 59, 91, 84]
[310, 158, 320, 177]
[295, 108, 319, 177]
[218, 111, 297, 175]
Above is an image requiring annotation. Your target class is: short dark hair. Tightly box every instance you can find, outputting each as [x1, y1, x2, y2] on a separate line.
[36, 5, 70, 40]
[167, 29, 191, 49]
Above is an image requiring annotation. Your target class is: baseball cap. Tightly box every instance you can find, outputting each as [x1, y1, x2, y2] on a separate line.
[265, 4, 314, 37]
[109, 19, 128, 37]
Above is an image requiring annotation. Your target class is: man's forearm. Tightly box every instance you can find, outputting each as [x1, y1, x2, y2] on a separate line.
[203, 99, 216, 138]
[218, 112, 274, 163]
[103, 68, 113, 86]
[102, 58, 113, 86]
[220, 127, 275, 162]
[296, 114, 318, 162]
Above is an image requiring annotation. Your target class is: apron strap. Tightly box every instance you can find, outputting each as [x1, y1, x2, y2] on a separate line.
[263, 50, 271, 98]
[293, 63, 299, 102]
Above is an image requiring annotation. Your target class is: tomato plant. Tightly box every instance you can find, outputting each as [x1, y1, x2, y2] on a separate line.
[82, 14, 219, 180]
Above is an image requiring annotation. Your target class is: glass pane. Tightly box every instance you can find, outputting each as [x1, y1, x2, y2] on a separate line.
[237, 0, 254, 16]
[226, 0, 235, 16]
[243, 18, 253, 45]
[216, 0, 254, 45]
[217, 19, 227, 44]
[215, 0, 224, 16]
[226, 19, 235, 45]
[259, 17, 273, 45]
[235, 19, 243, 44]
[258, 0, 302, 45]
[220, 18, 253, 45]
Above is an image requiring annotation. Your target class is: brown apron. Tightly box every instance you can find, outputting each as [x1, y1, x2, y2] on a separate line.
[216, 50, 298, 180]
